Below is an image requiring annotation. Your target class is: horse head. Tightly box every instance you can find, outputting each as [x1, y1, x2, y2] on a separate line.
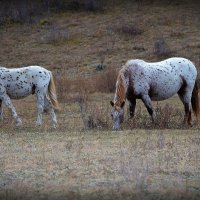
[110, 101, 125, 130]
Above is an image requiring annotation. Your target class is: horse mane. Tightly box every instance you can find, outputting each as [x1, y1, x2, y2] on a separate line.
[114, 65, 128, 107]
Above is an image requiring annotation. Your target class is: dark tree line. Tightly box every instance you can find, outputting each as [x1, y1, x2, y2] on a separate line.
[0, 0, 199, 25]
[0, 0, 105, 25]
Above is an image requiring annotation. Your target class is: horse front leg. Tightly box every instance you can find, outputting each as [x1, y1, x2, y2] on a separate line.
[1, 94, 22, 126]
[129, 98, 136, 118]
[141, 94, 156, 122]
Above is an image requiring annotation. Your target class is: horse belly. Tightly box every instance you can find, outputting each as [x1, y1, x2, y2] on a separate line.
[7, 85, 33, 99]
[150, 80, 181, 101]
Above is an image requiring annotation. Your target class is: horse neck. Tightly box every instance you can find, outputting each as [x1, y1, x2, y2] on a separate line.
[114, 72, 126, 107]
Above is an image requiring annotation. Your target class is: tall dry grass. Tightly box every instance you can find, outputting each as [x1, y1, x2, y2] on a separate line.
[56, 67, 117, 101]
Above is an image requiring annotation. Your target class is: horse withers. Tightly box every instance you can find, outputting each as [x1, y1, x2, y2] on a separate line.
[110, 57, 200, 130]
[0, 66, 60, 128]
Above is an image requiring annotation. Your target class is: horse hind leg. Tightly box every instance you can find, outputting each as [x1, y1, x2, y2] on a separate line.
[36, 89, 45, 127]
[178, 89, 192, 126]
[184, 103, 192, 126]
[44, 94, 57, 128]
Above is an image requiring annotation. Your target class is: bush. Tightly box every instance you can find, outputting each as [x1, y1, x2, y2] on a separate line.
[56, 68, 117, 102]
[124, 104, 183, 130]
[153, 37, 172, 58]
[114, 23, 143, 37]
[42, 25, 70, 45]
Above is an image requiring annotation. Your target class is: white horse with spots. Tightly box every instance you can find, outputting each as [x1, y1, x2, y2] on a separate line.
[0, 66, 60, 128]
[110, 57, 200, 130]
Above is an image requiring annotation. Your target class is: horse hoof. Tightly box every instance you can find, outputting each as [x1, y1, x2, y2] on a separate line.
[16, 119, 22, 127]
[52, 124, 57, 129]
[188, 123, 193, 127]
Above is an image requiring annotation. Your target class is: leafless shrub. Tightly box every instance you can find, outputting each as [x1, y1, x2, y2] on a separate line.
[154, 37, 172, 58]
[56, 68, 117, 130]
[77, 98, 186, 131]
[127, 104, 183, 130]
[74, 92, 110, 130]
[76, 95, 95, 130]
[96, 63, 106, 71]
[170, 31, 184, 38]
[87, 105, 109, 130]
[55, 76, 73, 102]
[73, 90, 185, 130]
[56, 68, 117, 102]
[133, 46, 146, 52]
[157, 131, 165, 149]
[115, 23, 143, 37]
[155, 104, 183, 128]
[42, 25, 70, 45]
[94, 68, 117, 93]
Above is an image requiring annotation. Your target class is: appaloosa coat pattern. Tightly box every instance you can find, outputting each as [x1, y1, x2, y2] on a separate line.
[0, 66, 60, 128]
[111, 57, 200, 130]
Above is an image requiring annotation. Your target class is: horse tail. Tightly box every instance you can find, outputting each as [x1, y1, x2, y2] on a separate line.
[48, 72, 60, 111]
[191, 81, 200, 120]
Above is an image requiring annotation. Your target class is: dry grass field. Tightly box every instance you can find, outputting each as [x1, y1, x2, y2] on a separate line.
[0, 129, 199, 200]
[0, 0, 200, 199]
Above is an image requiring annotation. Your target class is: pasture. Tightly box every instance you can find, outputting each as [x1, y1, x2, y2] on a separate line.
[0, 130, 200, 200]
[0, 95, 200, 200]
[0, 0, 200, 199]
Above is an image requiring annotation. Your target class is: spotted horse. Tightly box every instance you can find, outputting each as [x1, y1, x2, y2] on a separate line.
[0, 66, 60, 128]
[110, 57, 200, 130]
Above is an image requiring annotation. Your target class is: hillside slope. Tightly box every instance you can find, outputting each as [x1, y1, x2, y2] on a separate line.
[0, 1, 199, 87]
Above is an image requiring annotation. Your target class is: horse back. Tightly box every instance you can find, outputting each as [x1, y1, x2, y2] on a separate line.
[0, 66, 51, 99]
[125, 57, 197, 101]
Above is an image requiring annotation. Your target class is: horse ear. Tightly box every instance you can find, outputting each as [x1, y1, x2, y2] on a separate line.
[121, 101, 125, 108]
[110, 101, 114, 107]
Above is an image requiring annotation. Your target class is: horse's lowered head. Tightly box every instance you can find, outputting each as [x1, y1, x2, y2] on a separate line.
[110, 101, 125, 130]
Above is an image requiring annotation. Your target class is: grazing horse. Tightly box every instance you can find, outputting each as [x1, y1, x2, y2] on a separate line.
[110, 57, 200, 130]
[0, 66, 60, 128]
